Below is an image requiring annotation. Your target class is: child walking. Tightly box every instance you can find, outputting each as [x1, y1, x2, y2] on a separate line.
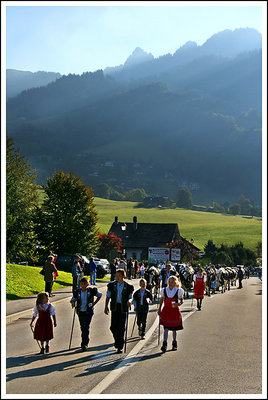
[133, 278, 153, 339]
[158, 276, 184, 353]
[30, 292, 57, 354]
[70, 277, 102, 351]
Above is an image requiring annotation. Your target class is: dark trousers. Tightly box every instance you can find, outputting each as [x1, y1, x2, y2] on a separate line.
[78, 310, 93, 347]
[45, 281, 53, 295]
[110, 303, 127, 350]
[137, 311, 148, 335]
[238, 278, 243, 289]
[127, 268, 132, 279]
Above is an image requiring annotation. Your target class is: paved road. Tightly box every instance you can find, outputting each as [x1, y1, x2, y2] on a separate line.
[5, 278, 263, 395]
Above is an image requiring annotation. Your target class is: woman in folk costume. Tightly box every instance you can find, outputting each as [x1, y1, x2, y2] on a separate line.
[158, 275, 184, 353]
[193, 267, 207, 310]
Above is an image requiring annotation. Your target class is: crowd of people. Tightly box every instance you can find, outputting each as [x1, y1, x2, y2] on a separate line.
[32, 256, 260, 355]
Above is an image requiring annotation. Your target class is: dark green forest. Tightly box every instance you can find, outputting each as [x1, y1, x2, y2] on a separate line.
[6, 29, 262, 206]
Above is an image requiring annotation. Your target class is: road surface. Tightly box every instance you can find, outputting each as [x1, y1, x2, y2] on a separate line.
[5, 277, 263, 395]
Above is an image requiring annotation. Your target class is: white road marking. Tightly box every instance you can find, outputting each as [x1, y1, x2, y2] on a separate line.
[88, 306, 197, 394]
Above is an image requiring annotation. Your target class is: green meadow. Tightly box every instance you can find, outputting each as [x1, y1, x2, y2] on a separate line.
[94, 198, 262, 252]
[36, 189, 261, 253]
[6, 263, 109, 300]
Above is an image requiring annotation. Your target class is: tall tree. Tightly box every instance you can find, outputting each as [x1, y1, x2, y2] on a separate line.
[34, 171, 99, 255]
[175, 188, 192, 209]
[6, 138, 38, 262]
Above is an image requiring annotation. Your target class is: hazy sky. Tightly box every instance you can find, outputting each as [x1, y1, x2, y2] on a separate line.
[5, 2, 264, 75]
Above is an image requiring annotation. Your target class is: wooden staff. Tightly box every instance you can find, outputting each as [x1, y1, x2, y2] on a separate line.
[158, 317, 160, 346]
[131, 313, 137, 337]
[69, 307, 76, 350]
[30, 325, 41, 350]
[124, 310, 129, 353]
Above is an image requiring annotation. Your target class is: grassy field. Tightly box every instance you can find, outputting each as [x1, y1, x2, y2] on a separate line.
[36, 189, 262, 252]
[6, 264, 109, 301]
[94, 198, 262, 252]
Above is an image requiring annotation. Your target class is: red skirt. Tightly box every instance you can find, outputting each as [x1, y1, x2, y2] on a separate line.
[34, 310, 53, 341]
[194, 277, 205, 299]
[160, 297, 183, 331]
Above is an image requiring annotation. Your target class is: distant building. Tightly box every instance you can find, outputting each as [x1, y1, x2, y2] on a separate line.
[109, 216, 200, 261]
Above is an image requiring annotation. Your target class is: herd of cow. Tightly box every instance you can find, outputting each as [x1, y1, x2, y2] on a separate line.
[144, 264, 250, 300]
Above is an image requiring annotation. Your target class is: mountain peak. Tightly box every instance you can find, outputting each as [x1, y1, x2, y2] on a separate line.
[124, 47, 154, 68]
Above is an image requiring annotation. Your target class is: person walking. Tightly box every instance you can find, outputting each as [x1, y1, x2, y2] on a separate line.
[43, 255, 58, 297]
[30, 292, 57, 354]
[110, 259, 117, 282]
[89, 257, 97, 285]
[72, 258, 81, 294]
[237, 266, 244, 289]
[158, 276, 184, 353]
[70, 277, 102, 352]
[104, 269, 134, 353]
[133, 278, 153, 339]
[193, 267, 207, 310]
[127, 258, 133, 280]
[159, 262, 177, 289]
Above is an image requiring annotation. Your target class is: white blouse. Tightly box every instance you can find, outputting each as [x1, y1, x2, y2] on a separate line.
[32, 302, 56, 317]
[193, 274, 207, 283]
[160, 286, 184, 299]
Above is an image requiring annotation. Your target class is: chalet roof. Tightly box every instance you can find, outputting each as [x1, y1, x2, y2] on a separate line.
[109, 217, 180, 248]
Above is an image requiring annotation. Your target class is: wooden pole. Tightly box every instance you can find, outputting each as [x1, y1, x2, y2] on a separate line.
[69, 307, 76, 350]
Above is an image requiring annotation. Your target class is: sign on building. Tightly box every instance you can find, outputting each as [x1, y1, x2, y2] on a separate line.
[148, 247, 170, 263]
[171, 248, 181, 261]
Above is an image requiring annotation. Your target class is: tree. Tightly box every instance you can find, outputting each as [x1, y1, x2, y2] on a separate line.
[175, 188, 192, 209]
[34, 171, 99, 255]
[212, 202, 225, 213]
[6, 138, 38, 262]
[204, 240, 217, 258]
[124, 188, 148, 202]
[94, 183, 112, 199]
[97, 232, 122, 259]
[228, 203, 241, 215]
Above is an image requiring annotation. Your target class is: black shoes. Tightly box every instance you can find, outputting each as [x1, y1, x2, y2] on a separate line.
[172, 340, 178, 351]
[45, 345, 50, 353]
[40, 347, 45, 354]
[161, 341, 167, 353]
[81, 345, 87, 352]
[116, 349, 123, 354]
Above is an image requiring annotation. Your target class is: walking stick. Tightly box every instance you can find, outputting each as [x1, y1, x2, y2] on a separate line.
[69, 307, 76, 350]
[131, 313, 137, 337]
[124, 310, 129, 353]
[30, 325, 41, 350]
[158, 317, 160, 346]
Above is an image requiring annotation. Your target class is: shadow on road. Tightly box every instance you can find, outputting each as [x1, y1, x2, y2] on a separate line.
[6, 342, 114, 381]
[75, 350, 163, 379]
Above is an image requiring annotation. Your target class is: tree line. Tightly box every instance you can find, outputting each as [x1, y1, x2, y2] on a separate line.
[94, 182, 262, 217]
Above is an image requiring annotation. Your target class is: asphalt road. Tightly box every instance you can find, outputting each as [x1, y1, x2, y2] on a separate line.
[5, 277, 263, 395]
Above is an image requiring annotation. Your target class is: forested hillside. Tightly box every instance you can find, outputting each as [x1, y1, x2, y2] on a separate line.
[6, 28, 262, 206]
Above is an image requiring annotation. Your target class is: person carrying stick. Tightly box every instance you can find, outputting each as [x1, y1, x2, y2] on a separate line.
[132, 278, 153, 339]
[70, 277, 102, 352]
[104, 269, 134, 354]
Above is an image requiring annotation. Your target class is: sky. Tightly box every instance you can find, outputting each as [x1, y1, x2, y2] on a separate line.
[4, 2, 265, 75]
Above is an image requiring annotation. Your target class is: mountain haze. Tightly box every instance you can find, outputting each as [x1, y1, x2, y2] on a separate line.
[6, 69, 61, 99]
[6, 28, 262, 206]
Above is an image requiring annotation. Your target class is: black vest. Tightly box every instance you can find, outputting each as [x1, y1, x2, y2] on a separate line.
[107, 281, 134, 313]
[133, 288, 153, 313]
[74, 287, 98, 313]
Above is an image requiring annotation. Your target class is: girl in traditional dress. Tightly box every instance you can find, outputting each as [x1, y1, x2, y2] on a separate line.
[158, 276, 184, 353]
[30, 292, 57, 354]
[193, 267, 207, 310]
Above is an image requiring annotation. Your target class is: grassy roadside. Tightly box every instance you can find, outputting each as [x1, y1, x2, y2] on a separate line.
[6, 264, 110, 301]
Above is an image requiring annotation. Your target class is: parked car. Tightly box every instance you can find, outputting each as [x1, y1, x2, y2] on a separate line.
[93, 258, 110, 278]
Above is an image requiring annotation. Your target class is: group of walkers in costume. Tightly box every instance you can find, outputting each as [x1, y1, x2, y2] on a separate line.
[30, 257, 250, 355]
